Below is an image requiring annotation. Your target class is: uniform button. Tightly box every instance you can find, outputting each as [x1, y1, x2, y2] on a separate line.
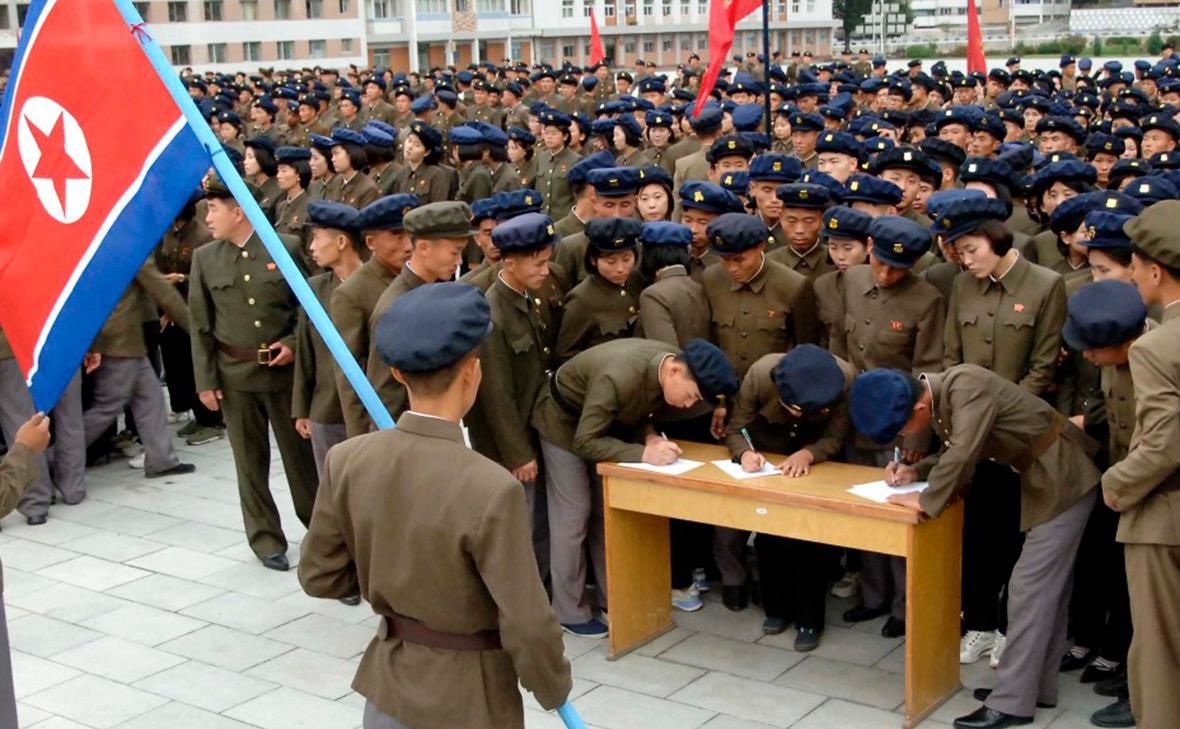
[865, 318, 871, 325]
[244, 274, 251, 282]
[543, 347, 550, 354]
[248, 298, 256, 305]
[858, 344, 865, 350]
[987, 310, 994, 317]
[254, 320, 262, 328]
[242, 251, 249, 258]
[741, 353, 748, 360]
[740, 332, 748, 338]
[984, 336, 992, 344]
[619, 290, 626, 297]
[742, 308, 749, 315]
[628, 306, 636, 314]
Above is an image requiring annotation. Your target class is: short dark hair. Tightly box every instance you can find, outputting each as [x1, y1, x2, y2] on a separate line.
[366, 142, 395, 165]
[338, 142, 369, 171]
[1131, 245, 1180, 280]
[279, 159, 312, 189]
[457, 143, 484, 163]
[640, 242, 690, 280]
[584, 244, 636, 277]
[487, 144, 508, 163]
[397, 349, 477, 397]
[249, 144, 278, 177]
[310, 145, 335, 174]
[958, 217, 1014, 256]
[509, 138, 534, 161]
[1092, 245, 1132, 267]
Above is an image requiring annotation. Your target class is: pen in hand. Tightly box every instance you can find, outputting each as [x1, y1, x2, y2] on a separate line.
[888, 446, 902, 486]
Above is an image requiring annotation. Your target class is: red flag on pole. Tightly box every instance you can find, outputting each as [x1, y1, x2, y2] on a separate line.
[966, 0, 988, 75]
[589, 12, 605, 66]
[694, 0, 764, 117]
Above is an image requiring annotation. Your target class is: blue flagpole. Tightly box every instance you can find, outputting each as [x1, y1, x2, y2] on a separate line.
[113, 0, 395, 432]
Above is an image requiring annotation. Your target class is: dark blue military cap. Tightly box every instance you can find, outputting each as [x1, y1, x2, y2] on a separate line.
[307, 200, 361, 233]
[823, 205, 872, 240]
[309, 133, 336, 149]
[456, 70, 475, 84]
[799, 170, 847, 201]
[471, 197, 501, 225]
[690, 107, 724, 133]
[508, 126, 535, 146]
[682, 339, 739, 401]
[776, 182, 833, 210]
[1085, 132, 1125, 158]
[436, 89, 459, 107]
[491, 211, 560, 254]
[469, 120, 508, 147]
[340, 88, 361, 106]
[617, 113, 643, 139]
[868, 215, 931, 268]
[1104, 60, 1124, 75]
[863, 137, 895, 157]
[850, 369, 917, 444]
[1088, 190, 1143, 216]
[587, 167, 641, 197]
[640, 221, 693, 248]
[361, 127, 394, 147]
[218, 111, 243, 128]
[789, 111, 824, 132]
[1060, 54, 1076, 68]
[637, 165, 673, 191]
[331, 127, 367, 146]
[409, 120, 443, 151]
[243, 135, 277, 156]
[772, 344, 845, 413]
[646, 110, 674, 128]
[359, 194, 420, 231]
[959, 156, 1015, 192]
[928, 193, 1009, 243]
[972, 113, 1007, 142]
[364, 76, 387, 91]
[933, 107, 976, 132]
[719, 171, 749, 197]
[583, 76, 600, 91]
[410, 95, 437, 114]
[1125, 175, 1179, 205]
[919, 138, 967, 168]
[843, 175, 903, 206]
[590, 119, 617, 137]
[275, 146, 311, 164]
[450, 125, 484, 146]
[1063, 280, 1147, 351]
[1149, 151, 1180, 170]
[376, 282, 492, 372]
[539, 109, 572, 128]
[1028, 158, 1097, 197]
[491, 189, 545, 221]
[253, 96, 279, 115]
[731, 104, 764, 133]
[366, 120, 397, 137]
[680, 181, 742, 214]
[706, 213, 770, 255]
[586, 217, 642, 253]
[1035, 115, 1087, 144]
[567, 151, 617, 188]
[219, 146, 245, 174]
[869, 147, 932, 176]
[707, 135, 755, 164]
[748, 153, 801, 183]
[816, 130, 862, 158]
[1049, 193, 1101, 235]
[1083, 210, 1134, 250]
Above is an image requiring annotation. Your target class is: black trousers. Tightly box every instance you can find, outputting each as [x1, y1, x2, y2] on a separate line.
[158, 323, 222, 428]
[658, 410, 723, 590]
[1069, 498, 1132, 662]
[755, 534, 834, 629]
[962, 461, 1024, 633]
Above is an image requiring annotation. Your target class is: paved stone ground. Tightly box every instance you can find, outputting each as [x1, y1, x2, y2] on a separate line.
[2, 428, 1109, 729]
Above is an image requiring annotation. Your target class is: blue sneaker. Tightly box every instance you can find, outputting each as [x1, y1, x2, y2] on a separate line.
[562, 619, 609, 639]
[672, 587, 703, 612]
[692, 568, 711, 593]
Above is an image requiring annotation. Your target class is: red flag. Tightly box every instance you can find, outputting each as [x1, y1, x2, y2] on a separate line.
[694, 0, 764, 117]
[966, 0, 987, 75]
[589, 12, 605, 66]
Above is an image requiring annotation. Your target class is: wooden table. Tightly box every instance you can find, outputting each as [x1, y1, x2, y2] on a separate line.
[599, 442, 963, 729]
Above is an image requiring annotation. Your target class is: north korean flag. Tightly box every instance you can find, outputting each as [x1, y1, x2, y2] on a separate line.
[0, 0, 208, 411]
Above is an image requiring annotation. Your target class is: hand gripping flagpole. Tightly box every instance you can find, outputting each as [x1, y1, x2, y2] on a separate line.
[114, 0, 395, 431]
[113, 5, 590, 726]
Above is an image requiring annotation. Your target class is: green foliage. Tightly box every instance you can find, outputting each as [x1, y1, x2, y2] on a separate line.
[1091, 36, 1103, 57]
[904, 43, 939, 59]
[1147, 29, 1163, 55]
[832, 0, 873, 39]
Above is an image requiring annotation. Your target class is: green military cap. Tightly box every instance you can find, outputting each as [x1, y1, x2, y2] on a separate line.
[403, 201, 477, 239]
[1125, 199, 1180, 269]
[204, 173, 262, 203]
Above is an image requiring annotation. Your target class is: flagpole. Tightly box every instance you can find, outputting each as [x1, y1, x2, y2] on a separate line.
[761, 0, 772, 138]
[113, 0, 396, 432]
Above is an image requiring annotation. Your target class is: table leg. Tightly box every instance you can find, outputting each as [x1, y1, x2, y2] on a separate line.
[604, 480, 673, 659]
[903, 501, 964, 728]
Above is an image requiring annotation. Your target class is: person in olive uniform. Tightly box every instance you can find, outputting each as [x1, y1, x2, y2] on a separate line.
[243, 136, 283, 221]
[452, 125, 495, 206]
[1102, 202, 1180, 729]
[678, 181, 740, 281]
[851, 366, 1100, 729]
[767, 182, 838, 278]
[727, 345, 854, 650]
[838, 215, 945, 638]
[557, 217, 645, 362]
[532, 109, 583, 222]
[331, 195, 418, 438]
[325, 128, 381, 209]
[298, 283, 573, 729]
[532, 337, 738, 636]
[393, 121, 457, 205]
[273, 146, 314, 266]
[189, 175, 319, 572]
[552, 166, 640, 292]
[812, 206, 872, 353]
[702, 212, 818, 610]
[366, 202, 473, 422]
[637, 222, 711, 348]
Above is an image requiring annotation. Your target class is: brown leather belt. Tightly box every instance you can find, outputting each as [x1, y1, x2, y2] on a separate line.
[376, 612, 502, 651]
[217, 341, 272, 365]
[1012, 412, 1066, 473]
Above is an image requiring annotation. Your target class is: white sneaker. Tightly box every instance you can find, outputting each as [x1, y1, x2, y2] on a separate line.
[120, 441, 145, 459]
[960, 629, 995, 664]
[128, 453, 145, 470]
[990, 631, 1007, 668]
[672, 587, 703, 612]
[830, 571, 861, 599]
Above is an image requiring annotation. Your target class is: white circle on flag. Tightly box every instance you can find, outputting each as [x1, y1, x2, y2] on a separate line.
[17, 96, 93, 224]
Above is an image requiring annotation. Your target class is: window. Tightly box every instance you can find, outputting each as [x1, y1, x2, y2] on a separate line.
[805, 0, 813, 11]
[241, 0, 257, 18]
[643, 38, 654, 52]
[342, 38, 353, 51]
[203, 0, 221, 20]
[370, 0, 390, 17]
[604, 3, 615, 16]
[624, 39, 635, 52]
[373, 50, 390, 66]
[643, 0, 653, 15]
[275, 0, 291, 18]
[623, 0, 634, 15]
[561, 0, 573, 16]
[583, 1, 593, 17]
[133, 2, 150, 20]
[791, 0, 799, 12]
[662, 0, 671, 15]
[170, 45, 191, 65]
[662, 37, 672, 50]
[510, 0, 529, 13]
[305, 0, 322, 16]
[339, 0, 350, 11]
[511, 39, 524, 58]
[680, 35, 690, 49]
[168, 1, 187, 21]
[207, 43, 226, 63]
[243, 41, 261, 60]
[562, 43, 575, 58]
[477, 0, 500, 10]
[697, 0, 706, 12]
[698, 35, 707, 49]
[416, 0, 447, 11]
[679, 0, 688, 15]
[309, 39, 326, 58]
[277, 40, 294, 59]
[541, 40, 555, 59]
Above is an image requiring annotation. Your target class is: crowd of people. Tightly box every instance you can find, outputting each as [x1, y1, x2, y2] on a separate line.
[1, 44, 1179, 729]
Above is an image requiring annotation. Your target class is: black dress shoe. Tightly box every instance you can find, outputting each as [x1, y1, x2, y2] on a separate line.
[146, 462, 197, 479]
[26, 514, 47, 526]
[721, 585, 748, 611]
[952, 706, 1033, 729]
[261, 553, 290, 571]
[972, 688, 1056, 709]
[1095, 672, 1128, 698]
[1060, 649, 1092, 672]
[881, 616, 906, 638]
[338, 594, 362, 606]
[1081, 661, 1123, 684]
[843, 604, 888, 623]
[794, 626, 822, 652]
[1090, 699, 1135, 728]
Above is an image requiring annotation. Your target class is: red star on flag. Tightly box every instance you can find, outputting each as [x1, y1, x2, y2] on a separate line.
[29, 111, 89, 209]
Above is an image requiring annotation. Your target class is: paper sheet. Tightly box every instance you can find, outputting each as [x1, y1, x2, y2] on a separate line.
[711, 459, 783, 480]
[847, 480, 930, 504]
[615, 459, 705, 476]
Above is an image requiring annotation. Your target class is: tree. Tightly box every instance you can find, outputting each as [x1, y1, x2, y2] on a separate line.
[833, 0, 874, 45]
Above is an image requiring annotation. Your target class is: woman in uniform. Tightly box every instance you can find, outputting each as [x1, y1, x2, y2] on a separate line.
[307, 134, 336, 201]
[556, 218, 644, 363]
[812, 206, 871, 357]
[326, 128, 381, 210]
[613, 114, 650, 168]
[243, 136, 281, 221]
[394, 121, 456, 205]
[636, 166, 674, 222]
[644, 110, 677, 172]
[1025, 159, 1098, 270]
[508, 127, 538, 188]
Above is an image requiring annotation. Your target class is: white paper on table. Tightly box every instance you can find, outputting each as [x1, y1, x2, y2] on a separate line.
[847, 480, 930, 504]
[711, 459, 783, 480]
[614, 459, 705, 476]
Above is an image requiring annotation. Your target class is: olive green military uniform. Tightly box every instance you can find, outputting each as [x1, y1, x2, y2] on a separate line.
[533, 146, 582, 221]
[921, 261, 961, 306]
[556, 273, 643, 363]
[515, 157, 538, 189]
[1022, 229, 1065, 271]
[688, 250, 720, 283]
[369, 161, 402, 197]
[1102, 303, 1180, 729]
[457, 163, 494, 206]
[553, 211, 586, 240]
[337, 114, 367, 132]
[285, 119, 328, 148]
[252, 124, 288, 147]
[188, 231, 319, 560]
[671, 147, 711, 212]
[467, 104, 505, 129]
[331, 257, 398, 438]
[489, 162, 522, 194]
[1056, 273, 1104, 441]
[615, 147, 651, 169]
[256, 176, 283, 222]
[308, 175, 336, 201]
[327, 171, 381, 210]
[361, 99, 397, 125]
[663, 136, 701, 177]
[812, 269, 846, 355]
[292, 272, 346, 479]
[766, 240, 836, 279]
[639, 265, 710, 347]
[274, 190, 313, 271]
[366, 264, 428, 423]
[392, 163, 455, 205]
[298, 413, 572, 729]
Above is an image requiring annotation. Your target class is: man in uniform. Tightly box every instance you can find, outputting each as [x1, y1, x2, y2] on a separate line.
[361, 76, 396, 125]
[672, 108, 725, 218]
[679, 181, 739, 281]
[1101, 203, 1180, 729]
[748, 153, 802, 253]
[332, 195, 418, 438]
[299, 282, 573, 729]
[767, 182, 837, 278]
[189, 176, 319, 571]
[551, 166, 640, 290]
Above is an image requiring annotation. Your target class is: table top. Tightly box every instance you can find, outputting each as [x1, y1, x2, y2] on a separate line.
[598, 441, 924, 525]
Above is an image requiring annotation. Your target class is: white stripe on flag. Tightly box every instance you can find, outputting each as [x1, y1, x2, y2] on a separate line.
[0, 0, 58, 165]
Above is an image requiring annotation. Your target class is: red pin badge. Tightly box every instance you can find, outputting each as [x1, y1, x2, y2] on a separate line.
[1014, 303, 1024, 312]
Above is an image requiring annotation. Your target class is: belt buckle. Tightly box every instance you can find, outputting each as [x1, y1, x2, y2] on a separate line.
[257, 346, 273, 365]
